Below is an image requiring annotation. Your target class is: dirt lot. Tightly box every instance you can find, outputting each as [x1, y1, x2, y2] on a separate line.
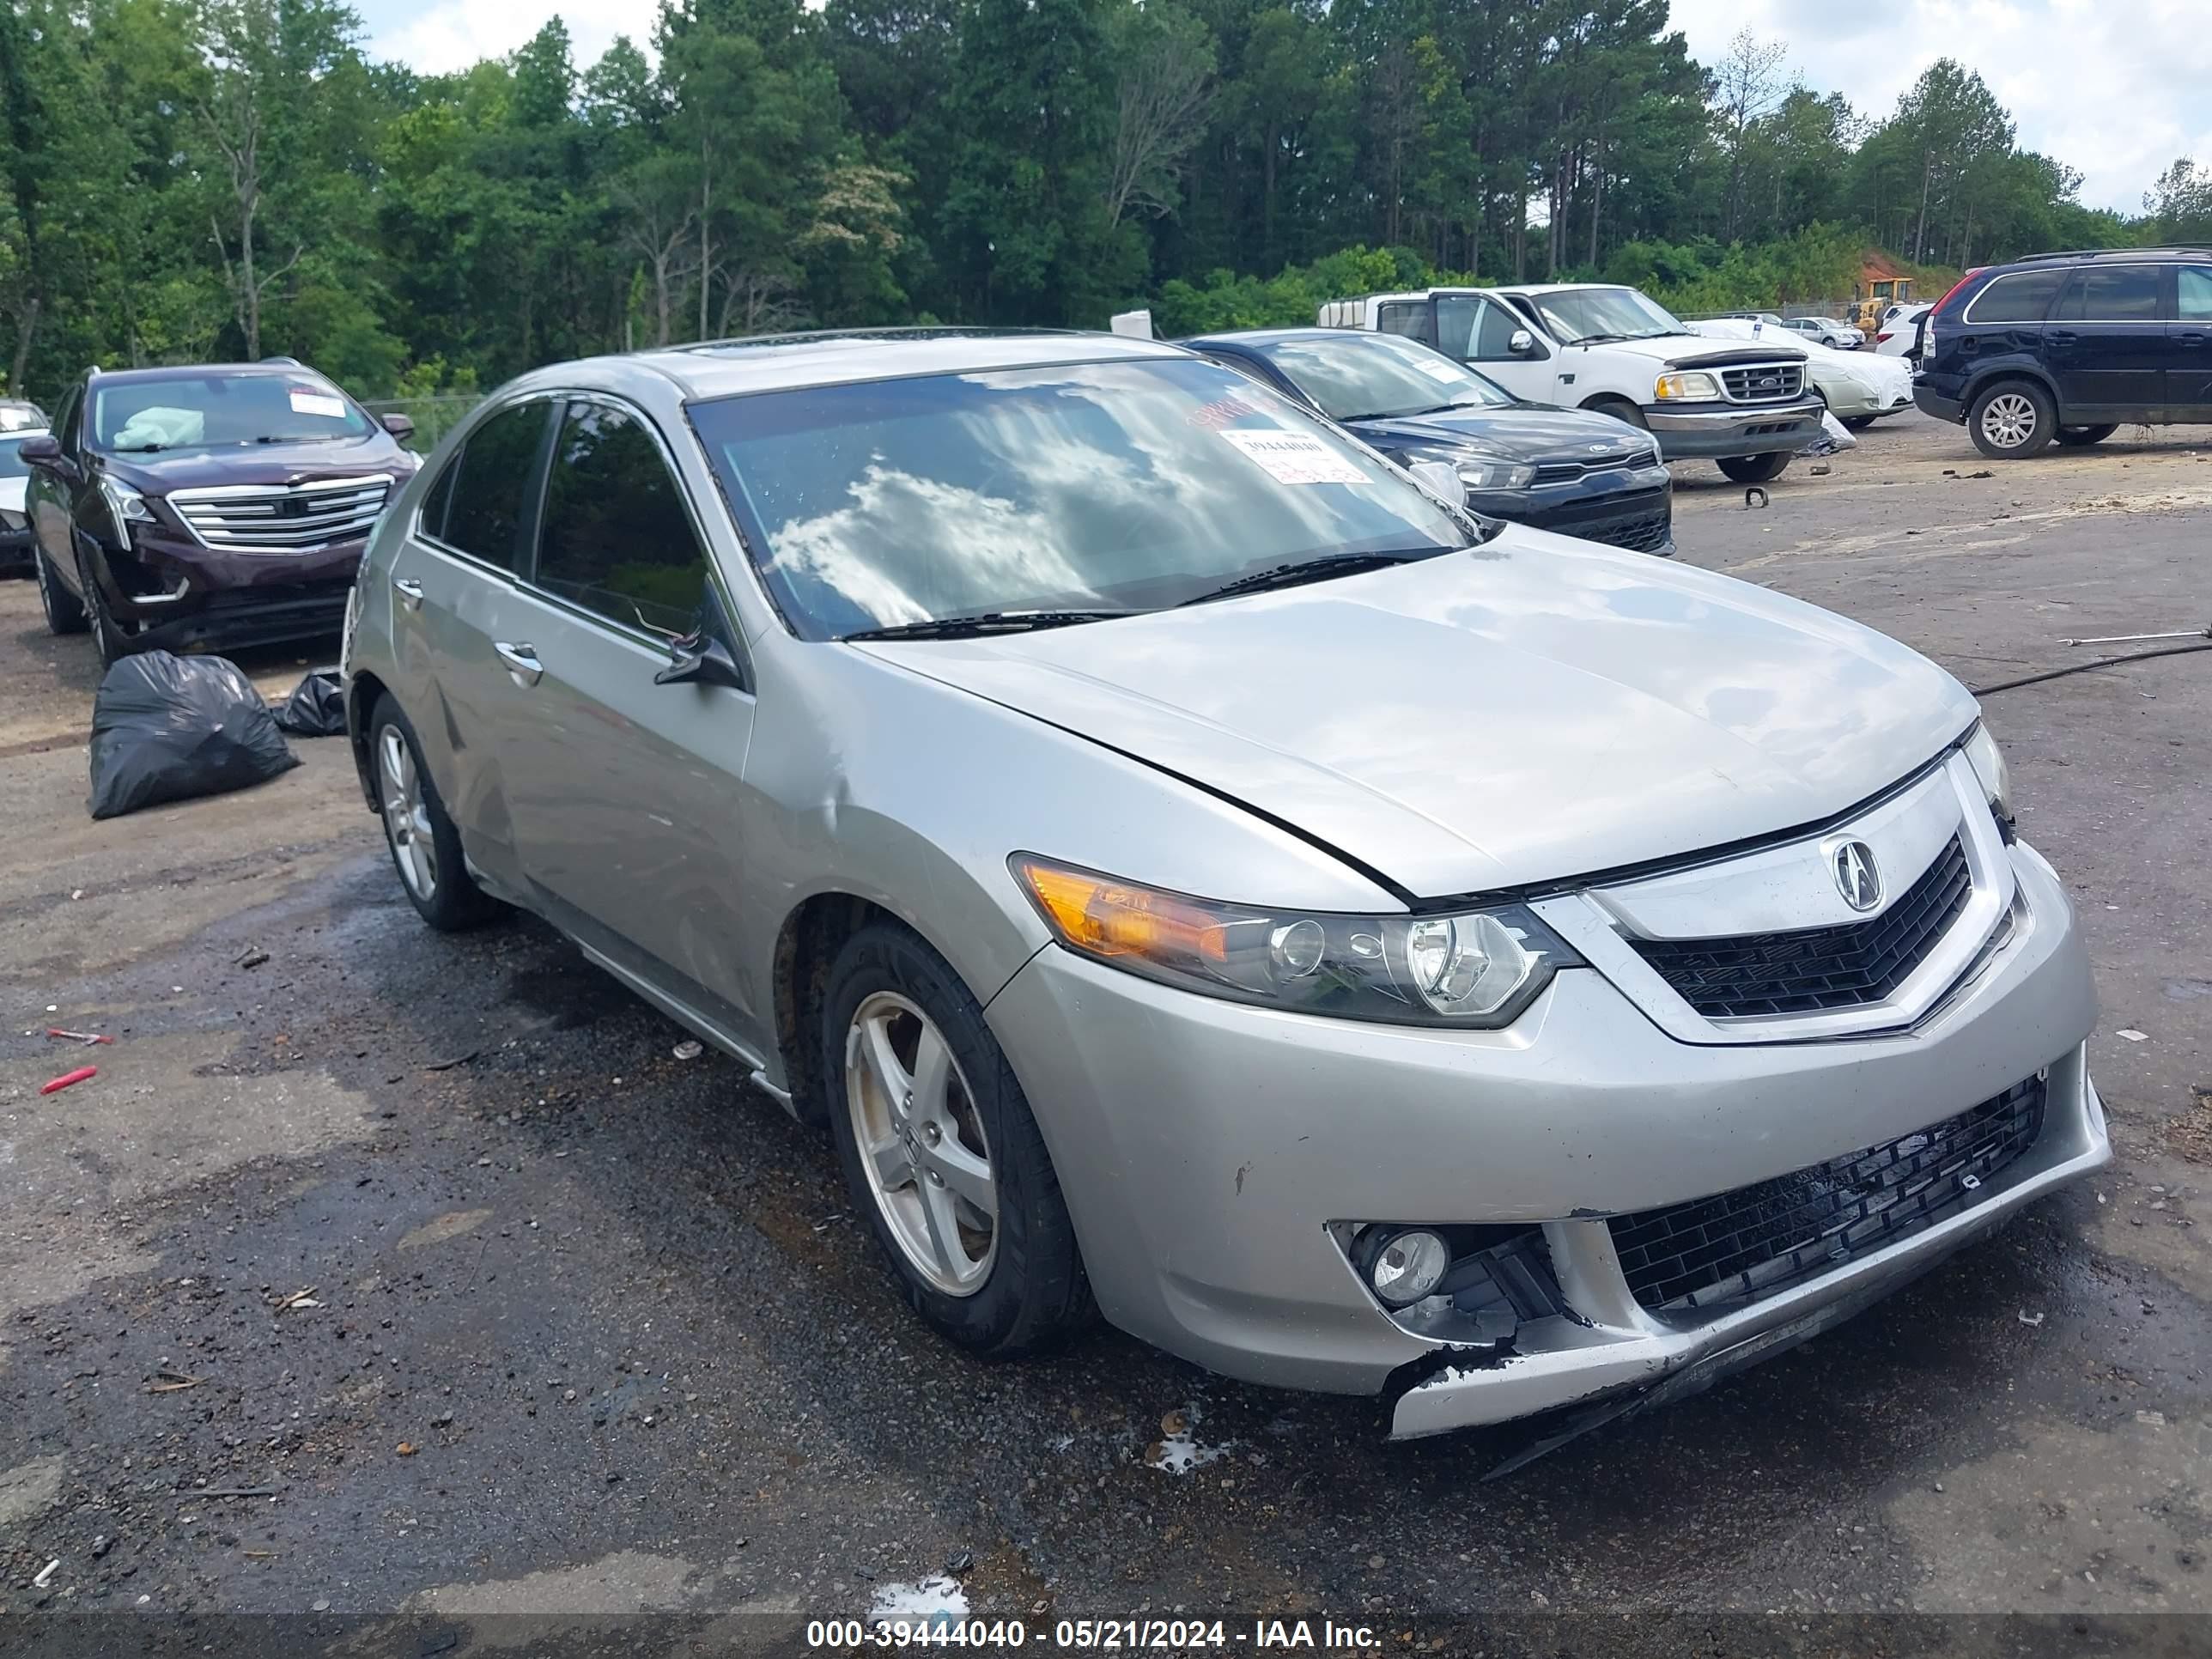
[2, 410, 2209, 1656]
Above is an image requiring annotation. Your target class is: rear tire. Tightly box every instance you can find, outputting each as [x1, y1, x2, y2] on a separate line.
[2055, 423, 2118, 447]
[368, 693, 499, 932]
[1968, 380, 2056, 459]
[821, 920, 1091, 1357]
[35, 550, 87, 635]
[1718, 452, 1791, 483]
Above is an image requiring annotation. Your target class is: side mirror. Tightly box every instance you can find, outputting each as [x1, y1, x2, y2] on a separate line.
[1407, 459, 1467, 511]
[380, 411, 417, 446]
[18, 433, 80, 484]
[654, 629, 747, 691]
[1508, 329, 1535, 356]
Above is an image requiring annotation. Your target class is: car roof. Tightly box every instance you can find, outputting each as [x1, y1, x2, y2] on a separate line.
[1181, 327, 1367, 348]
[1493, 283, 1632, 297]
[83, 363, 341, 386]
[499, 328, 1195, 405]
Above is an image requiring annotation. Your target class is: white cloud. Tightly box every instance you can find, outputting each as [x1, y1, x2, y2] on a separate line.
[1669, 0, 2212, 213]
[363, 0, 647, 77]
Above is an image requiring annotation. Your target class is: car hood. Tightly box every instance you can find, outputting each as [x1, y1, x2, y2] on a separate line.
[860, 534, 1976, 899]
[99, 435, 414, 493]
[1344, 404, 1656, 465]
[1587, 333, 1808, 368]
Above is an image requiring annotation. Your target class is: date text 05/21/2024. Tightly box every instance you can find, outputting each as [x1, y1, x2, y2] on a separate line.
[805, 1617, 1383, 1650]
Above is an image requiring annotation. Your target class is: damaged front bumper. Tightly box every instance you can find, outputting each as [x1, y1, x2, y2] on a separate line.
[986, 836, 2103, 1439]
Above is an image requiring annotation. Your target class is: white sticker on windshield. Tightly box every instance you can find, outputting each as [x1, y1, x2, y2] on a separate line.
[289, 390, 346, 419]
[1219, 428, 1369, 485]
[1415, 360, 1461, 382]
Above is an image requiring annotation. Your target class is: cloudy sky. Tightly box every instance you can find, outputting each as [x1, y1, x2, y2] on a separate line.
[362, 0, 2209, 216]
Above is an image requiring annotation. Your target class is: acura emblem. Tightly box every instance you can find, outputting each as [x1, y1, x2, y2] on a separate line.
[1587, 443, 1614, 454]
[1832, 841, 1881, 912]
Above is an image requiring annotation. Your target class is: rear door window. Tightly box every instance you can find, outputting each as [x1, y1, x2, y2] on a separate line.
[438, 401, 553, 571]
[534, 401, 707, 637]
[1376, 302, 1433, 346]
[2051, 266, 2160, 322]
[2178, 268, 2212, 321]
[1964, 269, 2067, 324]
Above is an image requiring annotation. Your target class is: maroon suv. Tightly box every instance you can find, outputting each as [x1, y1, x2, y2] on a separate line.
[21, 361, 420, 663]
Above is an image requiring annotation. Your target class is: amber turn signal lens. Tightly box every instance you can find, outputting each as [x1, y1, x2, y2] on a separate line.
[1012, 859, 1230, 965]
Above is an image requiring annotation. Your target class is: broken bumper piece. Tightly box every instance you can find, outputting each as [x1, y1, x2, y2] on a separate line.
[1385, 1053, 2105, 1440]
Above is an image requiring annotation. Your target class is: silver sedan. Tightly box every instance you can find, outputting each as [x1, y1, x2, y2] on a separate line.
[342, 331, 2105, 1439]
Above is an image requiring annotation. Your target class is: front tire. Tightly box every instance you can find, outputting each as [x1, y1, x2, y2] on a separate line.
[77, 551, 130, 666]
[1718, 452, 1791, 483]
[1969, 380, 2056, 459]
[822, 920, 1090, 1356]
[368, 693, 498, 931]
[1841, 415, 1876, 431]
[35, 550, 87, 635]
[2055, 423, 2118, 447]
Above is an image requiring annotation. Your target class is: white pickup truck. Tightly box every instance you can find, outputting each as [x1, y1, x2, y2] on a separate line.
[1317, 283, 1824, 482]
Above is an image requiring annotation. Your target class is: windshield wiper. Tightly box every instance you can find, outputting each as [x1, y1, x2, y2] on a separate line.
[115, 442, 169, 453]
[842, 608, 1138, 641]
[1564, 331, 1630, 346]
[1178, 550, 1439, 606]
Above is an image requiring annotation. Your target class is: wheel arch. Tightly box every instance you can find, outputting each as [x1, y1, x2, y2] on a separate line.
[1963, 362, 2061, 413]
[345, 670, 391, 811]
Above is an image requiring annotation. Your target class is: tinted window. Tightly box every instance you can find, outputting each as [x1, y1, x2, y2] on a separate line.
[692, 357, 1470, 640]
[1966, 269, 2067, 324]
[417, 453, 458, 539]
[1376, 303, 1431, 344]
[57, 388, 82, 453]
[2053, 266, 2160, 321]
[536, 402, 706, 636]
[2179, 268, 2212, 321]
[441, 402, 550, 570]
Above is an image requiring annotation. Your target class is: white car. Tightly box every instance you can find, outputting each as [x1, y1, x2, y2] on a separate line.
[1875, 304, 1933, 358]
[1319, 283, 1823, 483]
[0, 426, 46, 575]
[1685, 319, 1913, 428]
[1779, 315, 1865, 350]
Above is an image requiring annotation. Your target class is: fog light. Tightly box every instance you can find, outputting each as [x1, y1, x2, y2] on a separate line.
[1369, 1229, 1449, 1307]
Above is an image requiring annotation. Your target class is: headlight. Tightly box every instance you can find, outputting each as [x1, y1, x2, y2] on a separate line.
[1010, 856, 1582, 1029]
[1962, 722, 2013, 822]
[1454, 457, 1537, 491]
[100, 477, 155, 538]
[1653, 371, 1721, 401]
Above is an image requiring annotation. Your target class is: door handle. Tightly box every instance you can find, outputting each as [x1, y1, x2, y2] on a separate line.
[392, 576, 424, 611]
[494, 641, 543, 687]
[2179, 331, 2209, 347]
[2045, 330, 2078, 346]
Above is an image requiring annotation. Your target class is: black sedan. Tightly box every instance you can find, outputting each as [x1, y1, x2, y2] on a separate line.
[1180, 327, 1674, 556]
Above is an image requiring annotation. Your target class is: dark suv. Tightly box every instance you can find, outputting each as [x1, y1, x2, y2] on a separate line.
[21, 362, 419, 663]
[1913, 246, 2212, 459]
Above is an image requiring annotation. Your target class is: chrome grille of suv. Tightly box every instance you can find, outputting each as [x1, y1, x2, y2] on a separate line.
[170, 475, 393, 552]
[1608, 1073, 2046, 1312]
[1720, 362, 1805, 402]
[1630, 836, 1972, 1018]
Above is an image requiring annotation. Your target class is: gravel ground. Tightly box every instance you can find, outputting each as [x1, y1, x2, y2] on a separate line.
[1, 410, 2207, 1657]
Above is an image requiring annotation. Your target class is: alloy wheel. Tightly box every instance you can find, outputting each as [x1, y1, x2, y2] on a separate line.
[1978, 392, 2039, 451]
[844, 990, 998, 1296]
[377, 725, 439, 901]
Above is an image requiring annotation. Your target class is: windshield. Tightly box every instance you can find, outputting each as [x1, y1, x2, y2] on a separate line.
[0, 404, 46, 434]
[91, 373, 374, 453]
[1239, 333, 1515, 422]
[0, 436, 34, 478]
[692, 357, 1472, 641]
[1531, 288, 1685, 343]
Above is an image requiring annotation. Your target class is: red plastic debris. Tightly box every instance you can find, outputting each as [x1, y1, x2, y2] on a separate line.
[40, 1066, 98, 1095]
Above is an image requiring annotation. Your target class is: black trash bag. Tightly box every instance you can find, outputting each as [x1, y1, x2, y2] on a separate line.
[87, 651, 301, 821]
[272, 666, 346, 737]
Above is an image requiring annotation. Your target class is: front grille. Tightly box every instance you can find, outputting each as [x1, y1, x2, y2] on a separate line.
[1608, 1075, 2047, 1312]
[1532, 457, 1637, 485]
[1573, 508, 1674, 554]
[1632, 836, 1972, 1018]
[1720, 362, 1805, 402]
[171, 475, 392, 552]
